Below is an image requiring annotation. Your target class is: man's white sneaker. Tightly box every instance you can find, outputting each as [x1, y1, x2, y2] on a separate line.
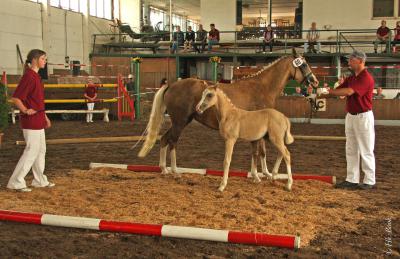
[16, 187, 32, 192]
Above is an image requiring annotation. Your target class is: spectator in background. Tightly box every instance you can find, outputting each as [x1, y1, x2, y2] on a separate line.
[195, 24, 207, 53]
[208, 23, 220, 51]
[184, 26, 196, 52]
[304, 22, 321, 53]
[373, 87, 385, 99]
[323, 82, 330, 91]
[334, 74, 350, 99]
[334, 75, 346, 89]
[217, 73, 231, 83]
[291, 86, 304, 97]
[394, 91, 400, 99]
[262, 25, 274, 53]
[392, 21, 400, 50]
[84, 79, 97, 123]
[374, 20, 390, 53]
[304, 85, 314, 97]
[171, 26, 185, 53]
[125, 74, 135, 94]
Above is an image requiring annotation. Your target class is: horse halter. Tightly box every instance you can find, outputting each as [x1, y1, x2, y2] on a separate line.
[292, 58, 314, 85]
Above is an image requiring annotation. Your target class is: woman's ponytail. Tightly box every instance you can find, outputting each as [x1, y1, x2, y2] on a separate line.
[24, 49, 46, 75]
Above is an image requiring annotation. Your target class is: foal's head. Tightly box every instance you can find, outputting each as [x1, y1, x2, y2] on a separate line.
[196, 85, 218, 114]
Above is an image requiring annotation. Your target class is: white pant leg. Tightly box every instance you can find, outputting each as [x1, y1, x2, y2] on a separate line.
[354, 111, 376, 185]
[31, 129, 49, 187]
[87, 103, 94, 122]
[304, 42, 308, 52]
[345, 114, 361, 183]
[7, 129, 42, 189]
[317, 42, 321, 52]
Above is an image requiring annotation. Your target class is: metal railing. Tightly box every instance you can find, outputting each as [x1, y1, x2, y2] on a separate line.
[91, 28, 396, 55]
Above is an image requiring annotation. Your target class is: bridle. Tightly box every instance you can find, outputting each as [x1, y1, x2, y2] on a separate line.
[292, 58, 314, 86]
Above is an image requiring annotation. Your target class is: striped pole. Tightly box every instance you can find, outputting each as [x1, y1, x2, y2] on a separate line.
[89, 163, 336, 185]
[0, 210, 300, 249]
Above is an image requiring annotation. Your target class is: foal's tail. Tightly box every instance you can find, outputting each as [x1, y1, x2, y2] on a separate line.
[284, 117, 294, 145]
[138, 85, 168, 157]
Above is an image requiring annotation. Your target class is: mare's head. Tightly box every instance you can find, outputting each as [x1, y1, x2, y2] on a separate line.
[196, 84, 218, 114]
[290, 49, 319, 88]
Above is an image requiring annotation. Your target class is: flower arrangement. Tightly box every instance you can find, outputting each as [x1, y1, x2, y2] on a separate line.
[132, 57, 142, 63]
[209, 56, 221, 63]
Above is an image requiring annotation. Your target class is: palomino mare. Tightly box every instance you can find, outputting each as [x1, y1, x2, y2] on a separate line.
[196, 85, 294, 192]
[138, 49, 319, 176]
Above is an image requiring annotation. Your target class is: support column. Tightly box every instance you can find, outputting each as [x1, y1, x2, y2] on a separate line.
[82, 0, 90, 74]
[268, 0, 272, 26]
[40, 0, 51, 74]
[132, 58, 141, 119]
[200, 0, 237, 41]
[336, 55, 341, 80]
[176, 56, 180, 79]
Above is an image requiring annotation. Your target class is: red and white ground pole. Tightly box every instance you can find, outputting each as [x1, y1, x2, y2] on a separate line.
[89, 163, 336, 185]
[0, 210, 300, 249]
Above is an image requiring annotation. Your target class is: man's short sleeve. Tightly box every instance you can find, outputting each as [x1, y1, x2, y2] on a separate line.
[12, 74, 33, 101]
[350, 75, 374, 97]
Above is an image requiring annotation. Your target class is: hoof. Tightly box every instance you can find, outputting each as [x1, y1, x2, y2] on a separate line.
[218, 186, 225, 192]
[172, 173, 181, 178]
[285, 185, 292, 192]
[253, 177, 261, 183]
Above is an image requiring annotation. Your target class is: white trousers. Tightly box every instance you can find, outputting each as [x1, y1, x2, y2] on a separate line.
[7, 129, 49, 189]
[345, 111, 376, 185]
[87, 102, 95, 122]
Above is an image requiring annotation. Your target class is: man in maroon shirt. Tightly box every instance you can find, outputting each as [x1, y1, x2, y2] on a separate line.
[319, 50, 376, 190]
[374, 20, 390, 53]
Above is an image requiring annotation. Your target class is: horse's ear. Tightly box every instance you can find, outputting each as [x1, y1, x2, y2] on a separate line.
[292, 48, 298, 57]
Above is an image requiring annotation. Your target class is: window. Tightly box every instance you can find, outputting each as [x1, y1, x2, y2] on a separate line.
[373, 0, 395, 17]
[49, 0, 114, 19]
[150, 7, 166, 30]
[187, 20, 199, 31]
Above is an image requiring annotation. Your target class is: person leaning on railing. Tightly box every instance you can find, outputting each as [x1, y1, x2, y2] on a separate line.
[184, 26, 196, 52]
[373, 87, 385, 100]
[262, 24, 274, 53]
[304, 22, 321, 53]
[392, 21, 400, 51]
[208, 23, 220, 51]
[195, 24, 207, 53]
[374, 20, 390, 53]
[171, 25, 185, 54]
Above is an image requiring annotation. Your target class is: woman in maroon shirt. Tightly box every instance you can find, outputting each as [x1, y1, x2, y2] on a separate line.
[84, 79, 98, 123]
[7, 49, 54, 192]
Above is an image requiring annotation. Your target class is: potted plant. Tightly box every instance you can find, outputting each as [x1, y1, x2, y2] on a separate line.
[0, 81, 10, 147]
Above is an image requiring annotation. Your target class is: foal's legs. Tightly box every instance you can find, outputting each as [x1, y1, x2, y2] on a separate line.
[270, 137, 293, 191]
[219, 138, 236, 192]
[250, 141, 261, 183]
[259, 140, 272, 179]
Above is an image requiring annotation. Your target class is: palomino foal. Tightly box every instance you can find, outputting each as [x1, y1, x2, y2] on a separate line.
[196, 85, 294, 192]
